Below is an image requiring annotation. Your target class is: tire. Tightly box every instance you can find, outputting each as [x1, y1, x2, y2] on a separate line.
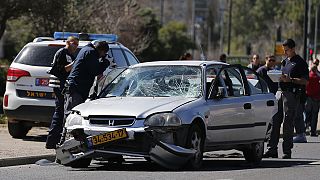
[185, 124, 204, 169]
[243, 142, 264, 164]
[68, 158, 92, 168]
[8, 121, 31, 139]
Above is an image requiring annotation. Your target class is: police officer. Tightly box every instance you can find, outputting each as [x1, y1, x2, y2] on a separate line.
[263, 39, 309, 159]
[45, 36, 79, 149]
[63, 40, 110, 122]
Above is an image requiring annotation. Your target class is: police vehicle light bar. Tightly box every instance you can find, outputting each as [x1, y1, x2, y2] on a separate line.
[53, 32, 118, 42]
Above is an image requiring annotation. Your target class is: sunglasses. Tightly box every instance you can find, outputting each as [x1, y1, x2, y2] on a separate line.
[269, 59, 276, 62]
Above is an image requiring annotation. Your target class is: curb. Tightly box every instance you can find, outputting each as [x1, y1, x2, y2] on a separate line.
[0, 154, 55, 167]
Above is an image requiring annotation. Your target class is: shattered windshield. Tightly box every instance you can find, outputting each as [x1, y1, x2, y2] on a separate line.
[101, 65, 202, 98]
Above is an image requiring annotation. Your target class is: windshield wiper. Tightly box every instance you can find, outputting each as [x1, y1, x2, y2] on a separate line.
[101, 95, 117, 98]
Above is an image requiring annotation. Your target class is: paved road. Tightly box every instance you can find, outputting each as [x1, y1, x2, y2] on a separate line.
[0, 136, 319, 180]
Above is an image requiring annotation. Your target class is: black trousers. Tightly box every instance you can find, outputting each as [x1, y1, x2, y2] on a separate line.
[46, 88, 64, 148]
[59, 90, 85, 144]
[266, 91, 300, 154]
[305, 97, 320, 134]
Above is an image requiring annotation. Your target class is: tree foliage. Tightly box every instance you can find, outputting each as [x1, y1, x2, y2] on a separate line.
[229, 0, 313, 56]
[0, 0, 30, 39]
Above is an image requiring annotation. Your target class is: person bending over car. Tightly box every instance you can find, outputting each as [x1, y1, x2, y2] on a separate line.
[60, 41, 110, 143]
[46, 36, 79, 149]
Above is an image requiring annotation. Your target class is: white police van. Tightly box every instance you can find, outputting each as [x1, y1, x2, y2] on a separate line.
[3, 32, 139, 138]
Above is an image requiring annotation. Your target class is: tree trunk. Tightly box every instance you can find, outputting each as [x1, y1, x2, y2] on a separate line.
[0, 17, 7, 40]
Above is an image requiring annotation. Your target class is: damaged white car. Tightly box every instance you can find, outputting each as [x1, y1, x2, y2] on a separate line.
[56, 61, 277, 170]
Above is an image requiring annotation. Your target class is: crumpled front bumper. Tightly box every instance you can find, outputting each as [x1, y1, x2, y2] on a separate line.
[56, 128, 196, 170]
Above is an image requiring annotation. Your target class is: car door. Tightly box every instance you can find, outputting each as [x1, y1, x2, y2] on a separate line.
[205, 65, 255, 145]
[243, 67, 277, 140]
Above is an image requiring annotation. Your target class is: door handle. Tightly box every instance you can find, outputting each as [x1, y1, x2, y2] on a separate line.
[267, 100, 274, 106]
[243, 103, 251, 109]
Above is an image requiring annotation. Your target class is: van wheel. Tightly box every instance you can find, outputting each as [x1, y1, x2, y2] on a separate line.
[243, 142, 264, 164]
[8, 121, 31, 138]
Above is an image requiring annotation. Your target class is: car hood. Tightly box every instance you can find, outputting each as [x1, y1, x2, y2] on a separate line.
[73, 97, 197, 118]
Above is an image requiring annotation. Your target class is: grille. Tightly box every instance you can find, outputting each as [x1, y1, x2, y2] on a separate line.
[89, 116, 135, 127]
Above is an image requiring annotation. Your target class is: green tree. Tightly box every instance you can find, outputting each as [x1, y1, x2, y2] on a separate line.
[157, 21, 195, 60]
[0, 0, 30, 40]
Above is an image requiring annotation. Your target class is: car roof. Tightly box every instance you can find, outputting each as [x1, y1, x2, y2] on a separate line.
[25, 40, 126, 49]
[131, 60, 228, 68]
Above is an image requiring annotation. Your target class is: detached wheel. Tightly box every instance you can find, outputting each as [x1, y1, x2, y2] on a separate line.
[8, 121, 31, 138]
[243, 142, 264, 164]
[186, 124, 204, 169]
[68, 158, 92, 168]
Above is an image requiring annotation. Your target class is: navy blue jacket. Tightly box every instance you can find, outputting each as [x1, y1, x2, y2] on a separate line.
[67, 43, 109, 99]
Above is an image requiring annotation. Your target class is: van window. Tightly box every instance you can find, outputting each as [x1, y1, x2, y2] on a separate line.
[110, 49, 127, 67]
[14, 46, 63, 67]
[124, 50, 139, 65]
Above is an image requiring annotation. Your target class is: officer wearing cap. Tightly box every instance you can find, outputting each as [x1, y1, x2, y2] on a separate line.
[263, 39, 309, 159]
[59, 41, 110, 144]
[45, 36, 79, 149]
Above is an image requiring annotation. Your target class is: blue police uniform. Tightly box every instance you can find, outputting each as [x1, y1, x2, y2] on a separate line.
[67, 43, 110, 100]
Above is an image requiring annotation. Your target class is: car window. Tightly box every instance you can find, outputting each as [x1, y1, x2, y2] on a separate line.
[14, 46, 63, 67]
[101, 66, 202, 98]
[244, 68, 269, 94]
[205, 66, 222, 95]
[220, 67, 245, 97]
[124, 50, 139, 65]
[110, 48, 127, 67]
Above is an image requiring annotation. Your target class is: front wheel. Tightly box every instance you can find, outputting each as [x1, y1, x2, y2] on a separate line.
[243, 142, 264, 164]
[185, 124, 204, 169]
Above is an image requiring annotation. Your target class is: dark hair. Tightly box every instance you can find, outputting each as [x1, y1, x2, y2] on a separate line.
[219, 53, 226, 60]
[94, 41, 109, 52]
[282, 39, 295, 48]
[265, 54, 275, 60]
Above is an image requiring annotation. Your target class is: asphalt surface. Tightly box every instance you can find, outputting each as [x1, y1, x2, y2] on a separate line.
[0, 117, 319, 168]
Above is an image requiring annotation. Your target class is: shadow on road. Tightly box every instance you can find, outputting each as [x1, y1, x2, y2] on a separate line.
[69, 157, 319, 172]
[22, 135, 47, 142]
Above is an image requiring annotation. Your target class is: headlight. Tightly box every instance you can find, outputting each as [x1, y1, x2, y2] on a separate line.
[144, 113, 182, 127]
[65, 113, 84, 127]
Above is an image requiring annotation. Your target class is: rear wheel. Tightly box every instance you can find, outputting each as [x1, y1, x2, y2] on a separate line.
[243, 142, 264, 164]
[185, 124, 204, 169]
[8, 121, 32, 138]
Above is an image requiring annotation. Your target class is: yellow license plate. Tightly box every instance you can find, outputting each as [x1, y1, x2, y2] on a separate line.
[91, 128, 128, 146]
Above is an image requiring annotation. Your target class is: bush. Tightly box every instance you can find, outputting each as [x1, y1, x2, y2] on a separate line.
[0, 59, 9, 96]
[0, 96, 6, 124]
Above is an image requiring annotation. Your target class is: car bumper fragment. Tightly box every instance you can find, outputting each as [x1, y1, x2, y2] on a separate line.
[149, 141, 196, 170]
[56, 131, 196, 169]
